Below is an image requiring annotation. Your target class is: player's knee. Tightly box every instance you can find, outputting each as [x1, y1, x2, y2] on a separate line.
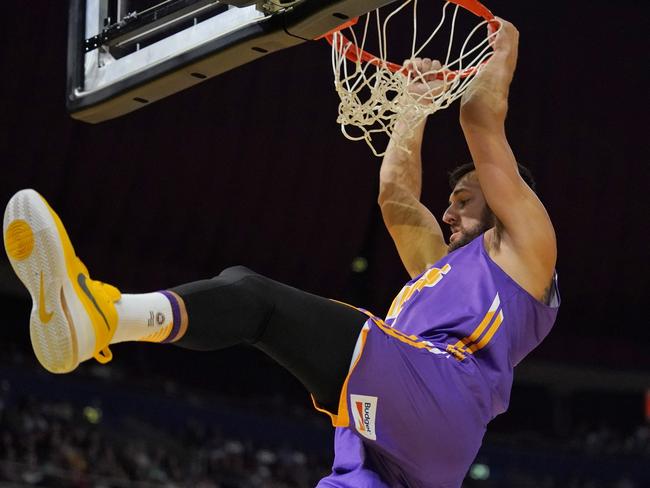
[202, 266, 272, 343]
[215, 266, 271, 301]
[216, 265, 259, 282]
[216, 266, 275, 298]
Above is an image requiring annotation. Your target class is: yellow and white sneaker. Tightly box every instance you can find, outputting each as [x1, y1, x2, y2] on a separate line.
[3, 189, 121, 373]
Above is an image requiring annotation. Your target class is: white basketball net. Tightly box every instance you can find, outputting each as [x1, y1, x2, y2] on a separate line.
[330, 0, 500, 156]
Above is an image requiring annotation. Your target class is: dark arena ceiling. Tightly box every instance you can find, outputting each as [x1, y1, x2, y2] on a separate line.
[1, 0, 648, 395]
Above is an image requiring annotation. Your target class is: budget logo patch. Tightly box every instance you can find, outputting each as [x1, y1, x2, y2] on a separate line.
[350, 394, 378, 440]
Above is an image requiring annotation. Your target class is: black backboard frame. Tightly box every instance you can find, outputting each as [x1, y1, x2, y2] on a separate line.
[66, 0, 396, 123]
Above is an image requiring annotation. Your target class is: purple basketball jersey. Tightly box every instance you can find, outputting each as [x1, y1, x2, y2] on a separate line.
[317, 234, 559, 487]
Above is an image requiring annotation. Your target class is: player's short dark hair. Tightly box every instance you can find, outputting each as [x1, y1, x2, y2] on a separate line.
[448, 162, 537, 193]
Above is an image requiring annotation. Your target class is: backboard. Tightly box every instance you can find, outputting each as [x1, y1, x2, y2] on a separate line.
[67, 0, 397, 123]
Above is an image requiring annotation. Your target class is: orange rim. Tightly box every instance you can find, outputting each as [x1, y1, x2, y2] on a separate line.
[324, 0, 497, 78]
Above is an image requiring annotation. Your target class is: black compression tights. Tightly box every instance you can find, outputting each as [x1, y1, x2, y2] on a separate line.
[171, 266, 368, 412]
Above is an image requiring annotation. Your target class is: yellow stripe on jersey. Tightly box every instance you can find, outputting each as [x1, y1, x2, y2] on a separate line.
[373, 318, 432, 350]
[445, 344, 467, 360]
[467, 310, 504, 353]
[453, 293, 502, 354]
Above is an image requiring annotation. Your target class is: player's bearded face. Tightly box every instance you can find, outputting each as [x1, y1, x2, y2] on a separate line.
[444, 173, 496, 252]
[447, 205, 495, 252]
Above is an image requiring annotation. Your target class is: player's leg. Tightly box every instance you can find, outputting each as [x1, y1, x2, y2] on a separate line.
[3, 189, 367, 412]
[169, 266, 367, 410]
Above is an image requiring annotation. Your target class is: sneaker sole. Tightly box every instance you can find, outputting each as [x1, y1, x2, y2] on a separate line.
[3, 190, 81, 373]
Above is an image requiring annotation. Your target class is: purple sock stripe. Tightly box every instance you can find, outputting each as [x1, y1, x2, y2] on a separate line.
[160, 290, 181, 343]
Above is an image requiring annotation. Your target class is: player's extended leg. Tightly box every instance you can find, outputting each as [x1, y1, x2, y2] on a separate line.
[3, 189, 367, 412]
[170, 267, 367, 410]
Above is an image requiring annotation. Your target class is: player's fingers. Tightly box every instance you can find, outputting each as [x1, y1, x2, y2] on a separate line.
[494, 16, 515, 31]
[486, 20, 501, 49]
[491, 17, 518, 48]
[415, 57, 426, 74]
[404, 58, 421, 74]
[487, 18, 499, 36]
[421, 58, 432, 74]
[429, 59, 442, 77]
[421, 59, 441, 81]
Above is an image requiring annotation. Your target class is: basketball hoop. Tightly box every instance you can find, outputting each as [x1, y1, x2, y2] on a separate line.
[322, 0, 500, 156]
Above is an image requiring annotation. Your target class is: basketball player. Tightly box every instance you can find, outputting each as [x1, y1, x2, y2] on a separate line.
[3, 19, 557, 487]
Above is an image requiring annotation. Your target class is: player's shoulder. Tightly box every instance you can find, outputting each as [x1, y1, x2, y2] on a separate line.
[484, 229, 556, 303]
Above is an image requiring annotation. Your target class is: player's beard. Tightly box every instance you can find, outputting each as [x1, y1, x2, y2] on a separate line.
[448, 206, 496, 252]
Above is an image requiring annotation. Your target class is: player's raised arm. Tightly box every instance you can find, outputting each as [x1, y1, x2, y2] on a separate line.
[459, 19, 556, 299]
[379, 58, 448, 278]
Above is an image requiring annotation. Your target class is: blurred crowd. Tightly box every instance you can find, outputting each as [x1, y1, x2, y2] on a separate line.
[0, 395, 329, 487]
[567, 422, 650, 457]
[2, 392, 648, 488]
[462, 421, 650, 488]
[0, 370, 647, 488]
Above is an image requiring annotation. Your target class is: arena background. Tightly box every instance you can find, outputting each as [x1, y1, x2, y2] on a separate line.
[0, 0, 648, 486]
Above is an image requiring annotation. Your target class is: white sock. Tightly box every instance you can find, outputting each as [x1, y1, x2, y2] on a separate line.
[112, 292, 175, 344]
